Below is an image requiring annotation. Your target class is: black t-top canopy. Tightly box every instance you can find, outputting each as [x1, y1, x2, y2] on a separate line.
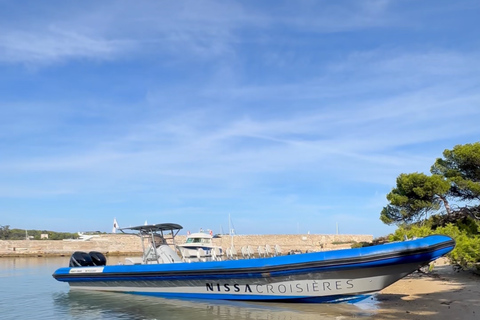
[120, 223, 183, 234]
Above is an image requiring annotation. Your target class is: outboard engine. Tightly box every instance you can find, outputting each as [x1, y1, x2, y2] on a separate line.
[89, 251, 107, 266]
[69, 251, 94, 267]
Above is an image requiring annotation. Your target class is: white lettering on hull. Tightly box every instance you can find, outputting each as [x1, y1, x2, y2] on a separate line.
[205, 279, 354, 296]
[71, 274, 396, 298]
[69, 267, 104, 273]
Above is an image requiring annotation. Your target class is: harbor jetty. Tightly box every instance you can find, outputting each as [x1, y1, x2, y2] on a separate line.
[0, 233, 372, 257]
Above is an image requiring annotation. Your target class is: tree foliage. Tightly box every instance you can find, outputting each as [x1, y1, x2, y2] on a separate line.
[0, 225, 11, 240]
[388, 219, 480, 270]
[431, 142, 480, 201]
[382, 143, 480, 225]
[382, 142, 480, 270]
[0, 226, 79, 240]
[380, 173, 451, 225]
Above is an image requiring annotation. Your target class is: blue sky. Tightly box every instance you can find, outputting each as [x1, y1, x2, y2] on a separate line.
[1, 1, 479, 238]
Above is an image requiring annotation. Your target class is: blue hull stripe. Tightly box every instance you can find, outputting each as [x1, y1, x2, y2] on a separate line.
[127, 291, 372, 303]
[52, 235, 455, 302]
[54, 243, 454, 283]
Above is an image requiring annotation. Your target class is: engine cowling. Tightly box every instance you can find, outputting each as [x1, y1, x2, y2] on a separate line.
[89, 251, 107, 266]
[69, 251, 94, 267]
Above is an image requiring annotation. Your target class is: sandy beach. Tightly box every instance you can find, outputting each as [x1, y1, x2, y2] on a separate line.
[371, 258, 480, 320]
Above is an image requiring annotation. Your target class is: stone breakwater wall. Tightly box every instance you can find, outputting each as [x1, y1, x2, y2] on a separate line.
[0, 234, 143, 257]
[0, 233, 373, 257]
[211, 234, 373, 254]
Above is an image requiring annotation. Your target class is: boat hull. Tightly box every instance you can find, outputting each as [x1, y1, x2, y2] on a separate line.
[53, 235, 455, 303]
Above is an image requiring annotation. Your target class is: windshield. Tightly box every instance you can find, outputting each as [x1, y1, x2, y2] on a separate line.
[185, 238, 211, 244]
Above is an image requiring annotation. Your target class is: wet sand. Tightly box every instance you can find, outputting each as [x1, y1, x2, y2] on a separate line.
[372, 258, 480, 319]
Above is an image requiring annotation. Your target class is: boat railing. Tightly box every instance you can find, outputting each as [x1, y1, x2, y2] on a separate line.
[175, 243, 286, 262]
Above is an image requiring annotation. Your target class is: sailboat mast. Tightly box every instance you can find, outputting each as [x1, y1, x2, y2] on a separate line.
[229, 214, 233, 249]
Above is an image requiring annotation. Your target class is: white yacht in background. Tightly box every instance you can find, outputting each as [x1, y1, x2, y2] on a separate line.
[176, 230, 223, 261]
[63, 232, 100, 242]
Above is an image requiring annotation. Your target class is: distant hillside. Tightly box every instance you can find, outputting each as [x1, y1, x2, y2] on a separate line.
[0, 225, 81, 240]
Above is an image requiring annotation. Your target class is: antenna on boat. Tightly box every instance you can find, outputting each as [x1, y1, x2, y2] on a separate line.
[229, 214, 236, 250]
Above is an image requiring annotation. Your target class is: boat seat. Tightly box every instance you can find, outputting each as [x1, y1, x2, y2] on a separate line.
[227, 247, 238, 260]
[240, 246, 254, 259]
[247, 246, 255, 258]
[241, 246, 249, 259]
[257, 246, 266, 257]
[176, 246, 190, 262]
[211, 248, 218, 261]
[197, 248, 207, 262]
[265, 244, 272, 257]
[274, 244, 282, 256]
[211, 247, 222, 261]
[124, 257, 143, 265]
[156, 245, 182, 263]
[143, 246, 159, 263]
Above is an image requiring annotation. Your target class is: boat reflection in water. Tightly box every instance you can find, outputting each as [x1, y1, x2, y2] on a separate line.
[53, 290, 377, 320]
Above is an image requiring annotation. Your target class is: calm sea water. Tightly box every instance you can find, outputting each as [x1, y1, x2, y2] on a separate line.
[0, 256, 379, 320]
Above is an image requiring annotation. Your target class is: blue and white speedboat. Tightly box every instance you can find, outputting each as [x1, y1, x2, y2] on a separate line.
[52, 223, 455, 303]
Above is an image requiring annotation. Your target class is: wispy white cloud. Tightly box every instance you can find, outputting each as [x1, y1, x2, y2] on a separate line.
[269, 0, 394, 32]
[0, 0, 479, 236]
[0, 0, 402, 66]
[3, 84, 478, 186]
[0, 28, 131, 64]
